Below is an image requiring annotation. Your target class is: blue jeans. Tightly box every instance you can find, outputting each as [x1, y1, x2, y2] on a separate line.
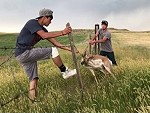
[99, 51, 117, 65]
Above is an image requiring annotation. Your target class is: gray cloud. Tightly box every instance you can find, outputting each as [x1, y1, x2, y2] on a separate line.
[0, 0, 150, 32]
[59, 0, 150, 16]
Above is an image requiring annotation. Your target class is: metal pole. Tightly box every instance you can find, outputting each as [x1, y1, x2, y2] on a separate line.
[95, 24, 100, 54]
[66, 23, 84, 99]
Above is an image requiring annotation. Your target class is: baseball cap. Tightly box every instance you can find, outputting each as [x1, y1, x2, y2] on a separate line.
[101, 20, 108, 26]
[36, 8, 53, 19]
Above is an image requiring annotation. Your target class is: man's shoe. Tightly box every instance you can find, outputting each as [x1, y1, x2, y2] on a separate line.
[61, 67, 77, 79]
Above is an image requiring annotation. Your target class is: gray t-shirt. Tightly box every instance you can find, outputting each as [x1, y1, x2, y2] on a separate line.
[97, 29, 113, 52]
[15, 19, 48, 57]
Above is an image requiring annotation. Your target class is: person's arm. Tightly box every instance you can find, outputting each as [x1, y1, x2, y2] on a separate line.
[89, 37, 107, 45]
[47, 38, 79, 53]
[47, 38, 71, 51]
[95, 32, 111, 43]
[37, 27, 72, 39]
[94, 37, 108, 43]
[89, 30, 99, 45]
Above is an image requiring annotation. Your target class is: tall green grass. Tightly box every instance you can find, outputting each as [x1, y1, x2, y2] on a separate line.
[0, 30, 150, 113]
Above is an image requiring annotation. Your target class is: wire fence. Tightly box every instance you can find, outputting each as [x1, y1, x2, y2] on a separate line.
[0, 45, 71, 50]
[0, 45, 82, 107]
[0, 45, 80, 67]
[0, 47, 46, 107]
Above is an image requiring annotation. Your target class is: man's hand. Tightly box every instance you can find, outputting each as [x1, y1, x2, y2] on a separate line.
[62, 27, 72, 35]
[89, 40, 95, 45]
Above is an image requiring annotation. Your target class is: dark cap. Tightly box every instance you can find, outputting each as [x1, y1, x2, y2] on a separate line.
[101, 20, 108, 26]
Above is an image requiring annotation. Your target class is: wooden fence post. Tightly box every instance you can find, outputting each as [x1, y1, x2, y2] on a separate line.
[95, 24, 100, 54]
[66, 23, 84, 99]
[89, 33, 92, 54]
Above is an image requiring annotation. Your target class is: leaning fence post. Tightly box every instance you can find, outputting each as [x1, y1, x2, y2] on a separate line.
[66, 23, 84, 99]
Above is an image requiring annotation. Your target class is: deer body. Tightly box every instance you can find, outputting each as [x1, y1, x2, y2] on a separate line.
[81, 53, 113, 84]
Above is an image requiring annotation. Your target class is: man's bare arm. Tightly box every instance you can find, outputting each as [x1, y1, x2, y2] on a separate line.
[37, 30, 63, 39]
[37, 27, 72, 39]
[47, 38, 71, 51]
[89, 32, 99, 45]
[95, 37, 107, 43]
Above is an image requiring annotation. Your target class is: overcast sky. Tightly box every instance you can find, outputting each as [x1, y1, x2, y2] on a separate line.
[0, 0, 150, 32]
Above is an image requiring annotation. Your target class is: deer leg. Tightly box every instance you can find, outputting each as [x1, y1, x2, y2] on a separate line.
[99, 65, 107, 75]
[103, 66, 112, 75]
[100, 68, 106, 75]
[103, 65, 116, 79]
[89, 69, 98, 85]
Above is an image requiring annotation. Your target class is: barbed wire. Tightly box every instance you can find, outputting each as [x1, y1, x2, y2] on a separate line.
[0, 50, 14, 67]
[0, 45, 71, 50]
[0, 45, 80, 67]
[0, 89, 32, 107]
[0, 51, 40, 107]
[0, 45, 83, 107]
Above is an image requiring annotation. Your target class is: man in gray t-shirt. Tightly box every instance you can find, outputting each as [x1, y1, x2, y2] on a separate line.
[89, 20, 117, 65]
[97, 28, 113, 52]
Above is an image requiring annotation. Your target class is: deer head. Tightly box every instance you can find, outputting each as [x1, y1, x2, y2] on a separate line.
[81, 46, 87, 64]
[81, 49, 94, 66]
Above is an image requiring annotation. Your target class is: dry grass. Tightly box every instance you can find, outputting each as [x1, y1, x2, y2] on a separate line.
[0, 30, 150, 113]
[112, 32, 150, 48]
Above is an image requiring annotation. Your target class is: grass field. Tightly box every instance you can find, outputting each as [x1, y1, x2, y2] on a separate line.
[0, 29, 150, 113]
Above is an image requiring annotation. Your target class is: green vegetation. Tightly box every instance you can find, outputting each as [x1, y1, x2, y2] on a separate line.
[0, 30, 150, 113]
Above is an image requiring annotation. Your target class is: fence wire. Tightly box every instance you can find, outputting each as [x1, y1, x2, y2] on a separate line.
[0, 45, 82, 107]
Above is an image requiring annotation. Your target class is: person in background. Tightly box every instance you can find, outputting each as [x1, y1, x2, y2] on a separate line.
[89, 20, 117, 65]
